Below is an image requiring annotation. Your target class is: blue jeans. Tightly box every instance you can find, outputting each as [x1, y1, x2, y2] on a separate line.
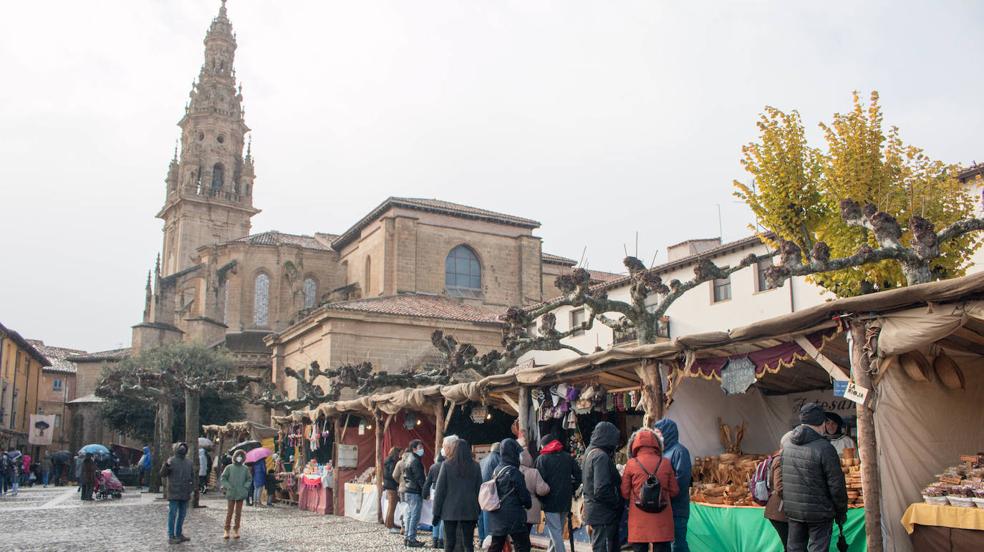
[433, 520, 443, 541]
[167, 499, 189, 539]
[478, 511, 488, 542]
[544, 511, 567, 552]
[405, 493, 422, 541]
[672, 515, 690, 552]
[253, 485, 263, 505]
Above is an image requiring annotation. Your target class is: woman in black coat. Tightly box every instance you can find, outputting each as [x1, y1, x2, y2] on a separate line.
[486, 438, 533, 552]
[433, 439, 481, 552]
[382, 447, 402, 531]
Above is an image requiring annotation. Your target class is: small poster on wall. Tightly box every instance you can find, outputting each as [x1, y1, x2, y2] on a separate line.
[337, 444, 358, 468]
[28, 414, 56, 445]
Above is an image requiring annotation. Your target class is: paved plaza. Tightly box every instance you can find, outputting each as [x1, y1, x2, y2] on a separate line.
[0, 486, 413, 552]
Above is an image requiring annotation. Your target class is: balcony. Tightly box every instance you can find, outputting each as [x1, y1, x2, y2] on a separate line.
[613, 316, 670, 345]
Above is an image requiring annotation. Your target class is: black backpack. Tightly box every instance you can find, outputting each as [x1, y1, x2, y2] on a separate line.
[633, 456, 668, 513]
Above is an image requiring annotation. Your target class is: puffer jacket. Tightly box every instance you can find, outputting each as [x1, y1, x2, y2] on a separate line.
[582, 421, 624, 526]
[487, 439, 532, 536]
[781, 425, 847, 523]
[621, 428, 679, 544]
[654, 418, 692, 518]
[160, 442, 194, 501]
[519, 450, 550, 524]
[535, 439, 582, 513]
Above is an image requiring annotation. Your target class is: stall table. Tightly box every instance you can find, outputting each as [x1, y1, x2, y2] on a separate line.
[901, 502, 984, 551]
[297, 477, 332, 515]
[344, 483, 380, 523]
[687, 503, 866, 552]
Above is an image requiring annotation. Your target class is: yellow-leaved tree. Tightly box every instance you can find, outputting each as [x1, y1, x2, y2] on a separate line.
[735, 91, 981, 297]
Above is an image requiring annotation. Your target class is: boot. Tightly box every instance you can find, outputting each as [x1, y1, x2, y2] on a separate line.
[223, 529, 230, 540]
[233, 528, 240, 539]
[405, 538, 424, 548]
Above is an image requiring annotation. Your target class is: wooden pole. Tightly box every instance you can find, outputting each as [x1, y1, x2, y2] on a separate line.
[186, 389, 204, 508]
[517, 387, 530, 453]
[332, 416, 341, 516]
[434, 404, 445, 460]
[850, 321, 883, 552]
[374, 412, 384, 524]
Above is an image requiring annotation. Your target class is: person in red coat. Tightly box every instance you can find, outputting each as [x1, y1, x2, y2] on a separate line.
[620, 428, 680, 552]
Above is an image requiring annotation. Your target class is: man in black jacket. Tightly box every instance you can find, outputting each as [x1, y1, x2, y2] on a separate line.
[782, 403, 848, 552]
[535, 434, 583, 552]
[582, 422, 623, 552]
[403, 439, 427, 548]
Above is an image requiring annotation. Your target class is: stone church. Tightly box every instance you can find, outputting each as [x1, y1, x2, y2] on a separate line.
[135, 2, 585, 421]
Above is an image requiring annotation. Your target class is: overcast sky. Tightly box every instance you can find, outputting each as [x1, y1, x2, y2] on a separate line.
[1, 1, 982, 352]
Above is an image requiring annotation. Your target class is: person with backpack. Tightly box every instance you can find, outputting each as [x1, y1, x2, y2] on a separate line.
[485, 438, 533, 552]
[782, 404, 847, 552]
[535, 434, 582, 552]
[478, 442, 502, 543]
[621, 428, 679, 552]
[763, 432, 795, 551]
[403, 439, 428, 548]
[582, 421, 624, 552]
[653, 419, 692, 552]
[433, 439, 482, 552]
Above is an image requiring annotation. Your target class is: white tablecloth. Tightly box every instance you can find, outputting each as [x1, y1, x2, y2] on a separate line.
[343, 483, 379, 523]
[380, 492, 434, 529]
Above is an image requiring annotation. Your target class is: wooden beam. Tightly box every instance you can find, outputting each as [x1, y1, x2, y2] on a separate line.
[795, 336, 850, 381]
[952, 326, 984, 347]
[500, 393, 520, 414]
[332, 416, 341, 516]
[517, 387, 530, 453]
[374, 411, 384, 524]
[434, 403, 445, 462]
[443, 402, 456, 433]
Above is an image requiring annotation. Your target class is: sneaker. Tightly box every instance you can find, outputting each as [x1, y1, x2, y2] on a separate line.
[168, 537, 181, 545]
[389, 528, 401, 534]
[178, 536, 190, 543]
[405, 539, 425, 548]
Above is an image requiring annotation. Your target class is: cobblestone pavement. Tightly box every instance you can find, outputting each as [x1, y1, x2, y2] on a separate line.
[0, 486, 418, 552]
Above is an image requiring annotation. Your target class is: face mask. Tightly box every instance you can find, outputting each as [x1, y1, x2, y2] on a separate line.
[234, 456, 244, 464]
[415, 448, 424, 457]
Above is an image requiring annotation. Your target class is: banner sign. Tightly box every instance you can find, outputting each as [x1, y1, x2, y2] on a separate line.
[28, 414, 56, 445]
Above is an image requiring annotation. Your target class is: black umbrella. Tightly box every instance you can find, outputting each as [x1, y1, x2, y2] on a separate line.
[226, 440, 261, 455]
[50, 451, 72, 463]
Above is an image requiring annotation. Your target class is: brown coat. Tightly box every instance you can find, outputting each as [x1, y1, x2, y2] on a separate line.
[764, 453, 786, 522]
[519, 450, 550, 524]
[620, 429, 679, 544]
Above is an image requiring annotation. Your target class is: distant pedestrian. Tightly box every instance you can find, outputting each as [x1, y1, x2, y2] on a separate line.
[383, 447, 402, 533]
[138, 445, 152, 490]
[486, 438, 533, 552]
[433, 439, 481, 552]
[535, 434, 582, 552]
[393, 448, 408, 534]
[80, 453, 96, 501]
[0, 451, 12, 496]
[782, 403, 848, 552]
[265, 468, 277, 506]
[251, 459, 266, 507]
[583, 421, 624, 552]
[477, 442, 502, 543]
[621, 428, 679, 552]
[41, 455, 52, 487]
[654, 418, 693, 552]
[160, 442, 195, 545]
[424, 435, 457, 549]
[6, 448, 22, 495]
[219, 450, 251, 540]
[402, 439, 427, 548]
[198, 446, 211, 494]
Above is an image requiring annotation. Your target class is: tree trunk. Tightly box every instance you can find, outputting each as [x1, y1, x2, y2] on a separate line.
[634, 360, 664, 427]
[151, 395, 172, 494]
[434, 403, 445, 461]
[185, 389, 204, 508]
[850, 322, 883, 552]
[332, 416, 341, 516]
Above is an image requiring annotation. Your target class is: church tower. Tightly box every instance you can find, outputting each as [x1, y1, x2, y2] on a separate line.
[157, 0, 259, 276]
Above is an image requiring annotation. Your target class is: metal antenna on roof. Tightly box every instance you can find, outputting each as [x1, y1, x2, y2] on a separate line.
[649, 250, 659, 270]
[578, 246, 587, 268]
[635, 232, 639, 258]
[716, 204, 723, 240]
[623, 244, 629, 258]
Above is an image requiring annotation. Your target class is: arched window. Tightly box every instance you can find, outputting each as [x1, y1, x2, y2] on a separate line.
[211, 163, 224, 194]
[445, 245, 481, 290]
[303, 277, 317, 309]
[364, 256, 372, 296]
[254, 272, 270, 327]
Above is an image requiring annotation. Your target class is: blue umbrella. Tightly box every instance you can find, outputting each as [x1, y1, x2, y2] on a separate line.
[79, 444, 110, 456]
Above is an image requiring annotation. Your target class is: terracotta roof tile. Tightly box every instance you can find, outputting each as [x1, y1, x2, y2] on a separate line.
[542, 252, 578, 266]
[233, 231, 335, 251]
[333, 197, 540, 248]
[0, 323, 50, 366]
[27, 340, 85, 374]
[324, 293, 505, 324]
[67, 347, 131, 362]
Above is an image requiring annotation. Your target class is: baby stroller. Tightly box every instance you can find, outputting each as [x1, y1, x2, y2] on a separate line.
[95, 469, 124, 500]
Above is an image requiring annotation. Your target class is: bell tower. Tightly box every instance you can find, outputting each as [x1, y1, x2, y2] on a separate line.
[157, 0, 259, 276]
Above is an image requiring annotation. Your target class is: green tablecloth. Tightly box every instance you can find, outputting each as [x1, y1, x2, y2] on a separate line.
[687, 503, 867, 552]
